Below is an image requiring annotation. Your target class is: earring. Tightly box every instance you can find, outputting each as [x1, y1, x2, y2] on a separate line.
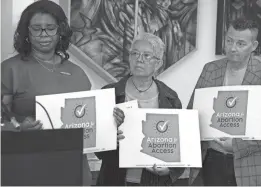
[153, 72, 157, 79]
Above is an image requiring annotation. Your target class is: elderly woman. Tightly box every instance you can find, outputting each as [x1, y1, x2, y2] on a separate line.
[95, 33, 185, 186]
[1, 0, 92, 185]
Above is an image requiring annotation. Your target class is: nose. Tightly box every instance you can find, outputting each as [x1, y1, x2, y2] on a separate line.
[231, 42, 237, 52]
[137, 53, 144, 63]
[40, 29, 48, 37]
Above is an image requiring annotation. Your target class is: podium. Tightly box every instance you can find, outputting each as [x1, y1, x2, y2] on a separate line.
[1, 128, 84, 186]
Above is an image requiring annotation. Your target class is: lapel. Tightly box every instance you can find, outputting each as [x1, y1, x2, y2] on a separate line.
[114, 75, 130, 104]
[208, 57, 260, 87]
[208, 58, 228, 87]
[155, 80, 174, 109]
[242, 57, 261, 85]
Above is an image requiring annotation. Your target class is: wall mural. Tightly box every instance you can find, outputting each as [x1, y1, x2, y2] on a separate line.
[216, 0, 261, 55]
[70, 0, 198, 81]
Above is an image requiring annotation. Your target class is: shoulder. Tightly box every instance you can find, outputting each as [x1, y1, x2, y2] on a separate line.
[155, 79, 179, 99]
[101, 76, 129, 90]
[1, 54, 25, 69]
[62, 60, 92, 89]
[102, 83, 116, 89]
[155, 79, 182, 108]
[63, 60, 85, 72]
[201, 58, 227, 72]
[249, 55, 261, 73]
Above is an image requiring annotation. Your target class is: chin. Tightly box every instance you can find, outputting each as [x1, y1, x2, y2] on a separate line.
[38, 47, 55, 54]
[34, 43, 56, 53]
[227, 55, 241, 62]
[132, 72, 147, 77]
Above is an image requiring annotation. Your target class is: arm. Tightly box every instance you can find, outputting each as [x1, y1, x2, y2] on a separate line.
[214, 138, 233, 152]
[1, 60, 42, 131]
[232, 139, 261, 158]
[1, 62, 17, 130]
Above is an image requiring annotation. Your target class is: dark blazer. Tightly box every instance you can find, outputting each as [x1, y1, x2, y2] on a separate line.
[95, 75, 185, 186]
[187, 57, 261, 185]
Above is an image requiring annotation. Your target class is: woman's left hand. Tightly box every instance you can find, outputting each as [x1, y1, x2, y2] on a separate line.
[146, 164, 170, 176]
[113, 107, 125, 127]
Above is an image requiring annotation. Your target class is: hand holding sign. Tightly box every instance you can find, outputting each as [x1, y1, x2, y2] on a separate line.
[20, 117, 43, 131]
[117, 129, 125, 142]
[113, 107, 126, 145]
[146, 164, 170, 176]
[113, 107, 125, 127]
[213, 137, 233, 152]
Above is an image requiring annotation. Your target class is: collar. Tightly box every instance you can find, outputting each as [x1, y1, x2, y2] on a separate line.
[114, 74, 177, 100]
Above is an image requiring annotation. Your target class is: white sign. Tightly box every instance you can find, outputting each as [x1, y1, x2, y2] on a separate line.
[36, 88, 117, 153]
[116, 100, 139, 110]
[119, 109, 201, 168]
[193, 86, 261, 140]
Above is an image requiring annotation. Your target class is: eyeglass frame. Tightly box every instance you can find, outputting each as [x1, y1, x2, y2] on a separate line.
[28, 24, 59, 37]
[225, 36, 250, 49]
[129, 50, 160, 62]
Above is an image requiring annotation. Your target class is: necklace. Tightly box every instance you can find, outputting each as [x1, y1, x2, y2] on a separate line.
[34, 55, 57, 72]
[131, 77, 154, 93]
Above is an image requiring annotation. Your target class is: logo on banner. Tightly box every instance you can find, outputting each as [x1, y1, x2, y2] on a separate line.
[61, 97, 96, 148]
[210, 91, 248, 135]
[141, 113, 180, 162]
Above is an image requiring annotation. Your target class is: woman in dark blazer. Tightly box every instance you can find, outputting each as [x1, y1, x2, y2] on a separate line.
[95, 33, 186, 186]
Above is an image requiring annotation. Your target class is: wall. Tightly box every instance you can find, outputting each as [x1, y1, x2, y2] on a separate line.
[1, 0, 225, 104]
[158, 0, 224, 108]
[1, 0, 14, 61]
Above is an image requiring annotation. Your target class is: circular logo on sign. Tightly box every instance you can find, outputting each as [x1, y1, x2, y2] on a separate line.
[225, 96, 237, 108]
[156, 120, 169, 133]
[74, 104, 86, 118]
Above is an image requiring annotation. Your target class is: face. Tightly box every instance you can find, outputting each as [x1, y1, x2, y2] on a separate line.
[225, 26, 258, 63]
[129, 40, 162, 78]
[28, 13, 59, 54]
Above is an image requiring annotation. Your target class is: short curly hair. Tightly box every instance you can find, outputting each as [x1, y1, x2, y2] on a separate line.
[229, 17, 259, 40]
[14, 0, 72, 60]
[131, 32, 165, 60]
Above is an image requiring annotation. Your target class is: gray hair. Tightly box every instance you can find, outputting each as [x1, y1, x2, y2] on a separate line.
[130, 32, 165, 60]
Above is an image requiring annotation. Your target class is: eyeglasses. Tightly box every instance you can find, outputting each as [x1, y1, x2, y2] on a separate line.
[129, 50, 159, 62]
[225, 37, 248, 48]
[28, 24, 59, 37]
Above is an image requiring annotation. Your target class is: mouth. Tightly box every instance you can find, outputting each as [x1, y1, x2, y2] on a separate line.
[39, 42, 52, 46]
[135, 67, 144, 70]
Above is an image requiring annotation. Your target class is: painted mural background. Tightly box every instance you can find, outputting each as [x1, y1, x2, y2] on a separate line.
[70, 0, 198, 80]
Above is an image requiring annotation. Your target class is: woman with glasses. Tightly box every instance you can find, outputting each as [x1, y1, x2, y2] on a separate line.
[95, 32, 186, 186]
[1, 0, 92, 185]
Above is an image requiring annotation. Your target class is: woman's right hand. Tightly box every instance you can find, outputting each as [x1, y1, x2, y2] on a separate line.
[20, 117, 43, 131]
